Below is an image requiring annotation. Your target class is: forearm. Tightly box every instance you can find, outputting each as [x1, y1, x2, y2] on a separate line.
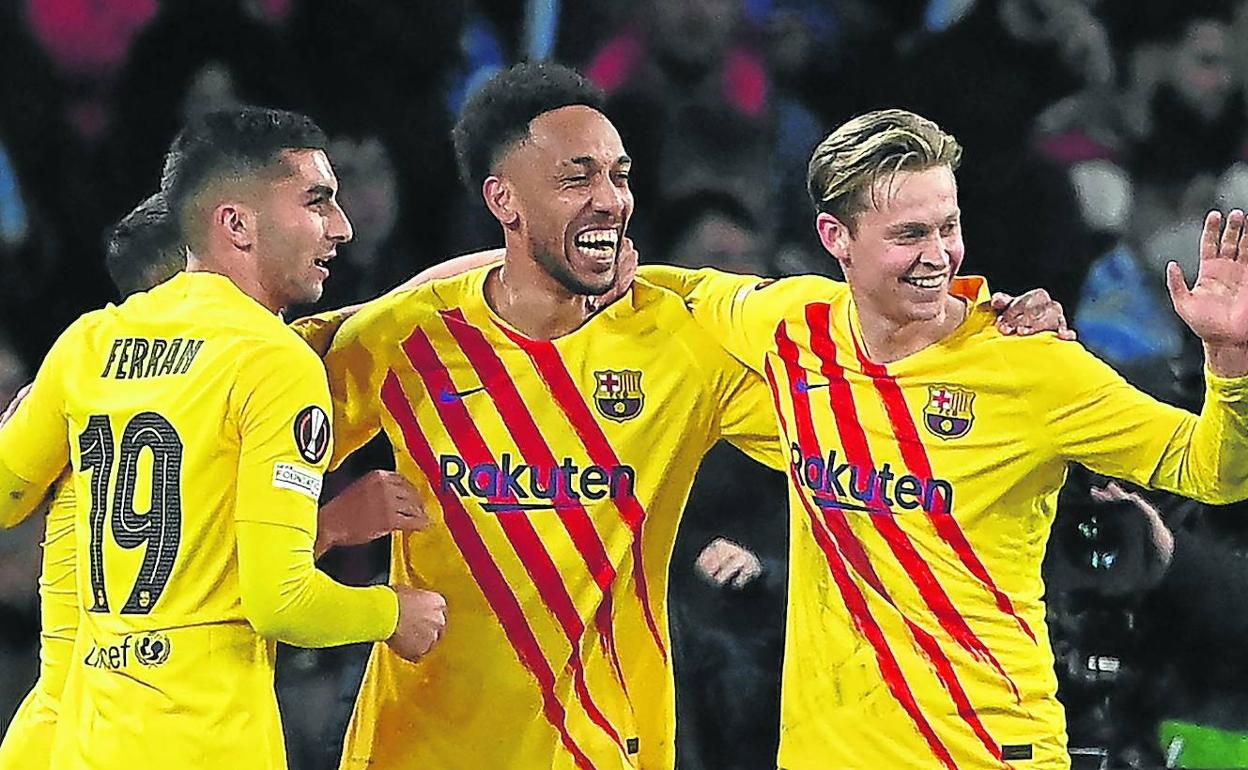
[236, 519, 397, 647]
[392, 248, 505, 293]
[1151, 371, 1248, 503]
[0, 458, 50, 529]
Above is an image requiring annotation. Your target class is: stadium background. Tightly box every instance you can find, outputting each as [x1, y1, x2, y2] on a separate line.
[1, 0, 1247, 767]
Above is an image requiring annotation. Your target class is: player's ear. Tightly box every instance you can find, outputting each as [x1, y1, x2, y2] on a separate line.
[216, 202, 255, 251]
[482, 176, 520, 228]
[815, 212, 852, 269]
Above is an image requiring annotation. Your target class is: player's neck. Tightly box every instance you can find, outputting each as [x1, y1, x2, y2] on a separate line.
[185, 250, 283, 316]
[853, 292, 966, 364]
[485, 252, 595, 340]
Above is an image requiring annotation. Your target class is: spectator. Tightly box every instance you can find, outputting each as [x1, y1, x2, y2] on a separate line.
[895, 0, 1104, 306]
[586, 0, 777, 236]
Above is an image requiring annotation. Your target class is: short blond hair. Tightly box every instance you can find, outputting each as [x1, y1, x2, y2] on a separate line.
[806, 109, 962, 232]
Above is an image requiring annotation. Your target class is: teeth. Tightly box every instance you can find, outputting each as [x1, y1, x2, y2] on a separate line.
[575, 228, 618, 252]
[905, 275, 943, 288]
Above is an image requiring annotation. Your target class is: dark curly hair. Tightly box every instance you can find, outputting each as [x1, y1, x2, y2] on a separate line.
[452, 62, 606, 194]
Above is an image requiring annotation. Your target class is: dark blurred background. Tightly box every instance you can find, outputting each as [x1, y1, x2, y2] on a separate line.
[2, 0, 1248, 767]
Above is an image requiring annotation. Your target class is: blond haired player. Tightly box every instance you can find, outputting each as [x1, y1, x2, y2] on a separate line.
[0, 107, 443, 769]
[315, 64, 1068, 770]
[641, 109, 1248, 769]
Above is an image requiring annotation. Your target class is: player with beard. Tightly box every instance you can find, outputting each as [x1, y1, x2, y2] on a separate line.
[321, 64, 1070, 770]
[0, 107, 443, 769]
[320, 62, 783, 770]
[0, 189, 440, 770]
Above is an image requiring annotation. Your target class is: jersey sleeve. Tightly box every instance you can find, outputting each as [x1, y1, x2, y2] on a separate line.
[1032, 337, 1248, 503]
[322, 307, 387, 471]
[231, 339, 397, 645]
[288, 307, 356, 358]
[0, 324, 76, 528]
[637, 266, 775, 372]
[713, 365, 785, 471]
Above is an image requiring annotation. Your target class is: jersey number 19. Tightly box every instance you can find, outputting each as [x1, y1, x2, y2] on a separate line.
[77, 412, 183, 615]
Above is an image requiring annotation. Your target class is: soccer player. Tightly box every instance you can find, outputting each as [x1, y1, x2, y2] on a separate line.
[0, 193, 187, 770]
[321, 63, 1071, 770]
[0, 107, 443, 769]
[0, 192, 433, 770]
[640, 109, 1248, 769]
[320, 63, 788, 770]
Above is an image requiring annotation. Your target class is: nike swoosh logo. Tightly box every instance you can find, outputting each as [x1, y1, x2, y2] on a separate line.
[796, 380, 830, 392]
[438, 386, 486, 403]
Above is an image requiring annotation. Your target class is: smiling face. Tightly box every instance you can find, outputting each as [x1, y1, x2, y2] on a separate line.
[493, 106, 633, 296]
[818, 165, 964, 326]
[252, 148, 353, 307]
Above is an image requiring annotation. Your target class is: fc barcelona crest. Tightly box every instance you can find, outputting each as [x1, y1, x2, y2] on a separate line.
[923, 385, 975, 439]
[593, 369, 644, 422]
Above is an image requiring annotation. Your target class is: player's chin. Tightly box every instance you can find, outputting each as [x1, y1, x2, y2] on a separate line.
[293, 277, 326, 306]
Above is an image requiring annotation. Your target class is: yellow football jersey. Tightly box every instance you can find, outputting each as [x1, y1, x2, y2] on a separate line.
[0, 272, 397, 770]
[0, 476, 75, 770]
[323, 265, 783, 770]
[640, 266, 1248, 770]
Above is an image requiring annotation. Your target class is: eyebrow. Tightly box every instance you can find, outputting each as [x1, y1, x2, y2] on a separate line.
[885, 213, 959, 236]
[563, 155, 632, 167]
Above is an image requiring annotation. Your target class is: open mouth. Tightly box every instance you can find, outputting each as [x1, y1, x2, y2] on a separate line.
[573, 227, 619, 262]
[901, 274, 945, 290]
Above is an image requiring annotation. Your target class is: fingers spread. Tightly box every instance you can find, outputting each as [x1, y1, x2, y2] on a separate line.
[1220, 209, 1245, 261]
[1202, 210, 1224, 262]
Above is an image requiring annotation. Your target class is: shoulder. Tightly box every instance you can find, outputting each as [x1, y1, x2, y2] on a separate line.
[333, 279, 451, 352]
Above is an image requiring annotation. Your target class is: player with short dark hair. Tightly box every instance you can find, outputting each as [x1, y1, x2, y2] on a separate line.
[452, 61, 607, 195]
[321, 61, 783, 770]
[103, 193, 185, 298]
[0, 105, 443, 770]
[324, 63, 1072, 770]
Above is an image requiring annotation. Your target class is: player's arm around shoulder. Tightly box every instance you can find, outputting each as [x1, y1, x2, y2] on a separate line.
[638, 264, 846, 371]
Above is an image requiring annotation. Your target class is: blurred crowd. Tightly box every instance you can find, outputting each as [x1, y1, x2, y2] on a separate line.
[2, 0, 1248, 767]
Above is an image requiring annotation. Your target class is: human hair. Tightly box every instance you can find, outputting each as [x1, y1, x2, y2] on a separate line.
[452, 62, 606, 193]
[104, 193, 186, 297]
[160, 106, 329, 245]
[806, 109, 962, 233]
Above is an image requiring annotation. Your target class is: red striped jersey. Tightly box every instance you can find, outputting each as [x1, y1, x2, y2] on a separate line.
[640, 266, 1248, 770]
[322, 265, 783, 770]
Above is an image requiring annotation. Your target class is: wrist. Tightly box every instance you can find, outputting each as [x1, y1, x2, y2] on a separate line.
[1204, 342, 1248, 378]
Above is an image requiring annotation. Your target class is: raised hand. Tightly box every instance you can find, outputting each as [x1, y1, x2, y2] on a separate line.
[1167, 210, 1248, 376]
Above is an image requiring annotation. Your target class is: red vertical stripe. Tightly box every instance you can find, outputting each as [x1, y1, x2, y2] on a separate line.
[805, 302, 1021, 705]
[380, 371, 596, 769]
[776, 325, 1000, 760]
[440, 308, 631, 694]
[497, 323, 667, 662]
[400, 329, 623, 753]
[764, 358, 959, 770]
[849, 331, 1036, 643]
